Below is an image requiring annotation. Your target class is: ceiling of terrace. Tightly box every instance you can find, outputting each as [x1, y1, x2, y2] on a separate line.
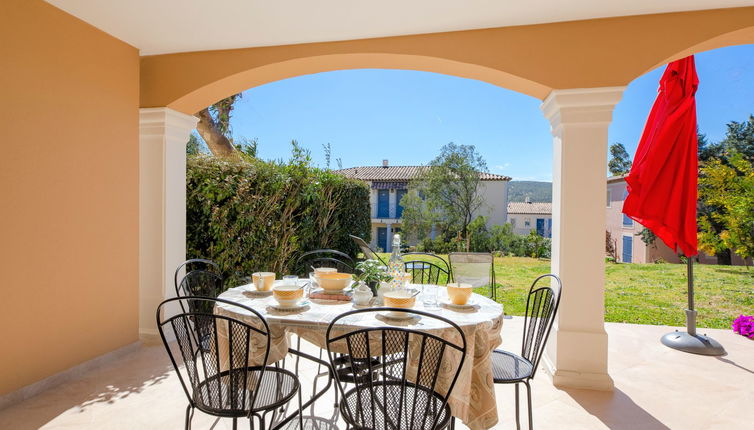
[47, 0, 754, 55]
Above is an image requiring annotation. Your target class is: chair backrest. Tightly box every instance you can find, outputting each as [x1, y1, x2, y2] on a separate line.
[177, 270, 224, 300]
[349, 235, 387, 266]
[326, 308, 467, 430]
[174, 259, 222, 294]
[295, 249, 354, 276]
[521, 274, 562, 378]
[156, 296, 271, 416]
[448, 252, 496, 299]
[402, 252, 452, 285]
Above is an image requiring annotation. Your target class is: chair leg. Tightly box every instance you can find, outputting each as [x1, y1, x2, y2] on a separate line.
[184, 404, 193, 430]
[514, 383, 521, 430]
[524, 380, 533, 430]
[233, 417, 238, 430]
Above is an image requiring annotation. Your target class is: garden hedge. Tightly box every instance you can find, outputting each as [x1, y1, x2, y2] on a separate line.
[187, 155, 371, 285]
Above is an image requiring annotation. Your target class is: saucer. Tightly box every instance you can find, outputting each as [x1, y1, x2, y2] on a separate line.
[379, 310, 419, 321]
[441, 298, 478, 310]
[267, 300, 310, 312]
[241, 284, 273, 297]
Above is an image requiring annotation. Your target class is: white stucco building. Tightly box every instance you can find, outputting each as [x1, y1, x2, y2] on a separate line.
[507, 200, 553, 238]
[334, 161, 511, 251]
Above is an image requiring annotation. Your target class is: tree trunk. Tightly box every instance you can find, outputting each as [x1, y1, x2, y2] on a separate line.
[196, 108, 237, 157]
[716, 248, 732, 266]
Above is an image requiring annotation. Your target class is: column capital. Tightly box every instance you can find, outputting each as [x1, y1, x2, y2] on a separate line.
[541, 87, 626, 132]
[139, 107, 198, 142]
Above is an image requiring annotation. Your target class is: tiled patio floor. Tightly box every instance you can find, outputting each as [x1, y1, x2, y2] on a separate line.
[1, 317, 752, 429]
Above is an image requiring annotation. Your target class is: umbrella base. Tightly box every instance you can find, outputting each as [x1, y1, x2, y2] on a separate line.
[661, 330, 726, 356]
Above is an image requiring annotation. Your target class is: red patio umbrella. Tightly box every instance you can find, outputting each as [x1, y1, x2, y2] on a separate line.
[623, 55, 724, 355]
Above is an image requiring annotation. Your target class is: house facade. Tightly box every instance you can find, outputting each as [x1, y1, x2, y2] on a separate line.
[334, 161, 511, 251]
[606, 176, 680, 263]
[507, 200, 553, 238]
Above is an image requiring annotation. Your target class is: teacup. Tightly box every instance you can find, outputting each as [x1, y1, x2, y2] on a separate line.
[252, 272, 276, 291]
[272, 284, 304, 307]
[446, 283, 473, 305]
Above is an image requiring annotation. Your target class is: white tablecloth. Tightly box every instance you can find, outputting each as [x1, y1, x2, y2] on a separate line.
[216, 284, 504, 429]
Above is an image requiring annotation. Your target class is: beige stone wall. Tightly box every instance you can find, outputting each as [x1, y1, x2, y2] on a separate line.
[474, 181, 509, 227]
[0, 0, 140, 395]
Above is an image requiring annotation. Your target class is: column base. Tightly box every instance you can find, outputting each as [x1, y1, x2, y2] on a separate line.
[543, 326, 614, 391]
[549, 367, 614, 391]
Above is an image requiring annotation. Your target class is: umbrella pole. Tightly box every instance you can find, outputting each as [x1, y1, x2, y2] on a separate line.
[686, 257, 696, 336]
[661, 255, 726, 356]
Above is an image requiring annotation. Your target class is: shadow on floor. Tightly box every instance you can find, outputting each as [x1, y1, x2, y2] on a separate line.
[716, 356, 754, 375]
[0, 345, 175, 430]
[562, 387, 670, 430]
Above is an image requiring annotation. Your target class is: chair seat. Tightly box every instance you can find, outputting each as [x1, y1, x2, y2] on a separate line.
[491, 350, 533, 383]
[332, 354, 381, 384]
[194, 366, 298, 417]
[339, 380, 451, 430]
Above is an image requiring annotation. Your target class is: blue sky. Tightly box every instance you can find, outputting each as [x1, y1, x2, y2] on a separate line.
[228, 44, 754, 182]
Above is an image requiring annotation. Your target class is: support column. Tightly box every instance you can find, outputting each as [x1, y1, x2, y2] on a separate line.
[540, 87, 625, 391]
[139, 108, 198, 340]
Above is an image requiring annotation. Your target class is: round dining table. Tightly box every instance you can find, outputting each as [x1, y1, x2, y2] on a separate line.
[216, 283, 505, 430]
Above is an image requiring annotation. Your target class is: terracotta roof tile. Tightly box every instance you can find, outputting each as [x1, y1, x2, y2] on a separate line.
[333, 165, 511, 181]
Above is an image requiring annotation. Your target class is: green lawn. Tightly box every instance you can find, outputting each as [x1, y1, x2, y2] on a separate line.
[378, 254, 754, 329]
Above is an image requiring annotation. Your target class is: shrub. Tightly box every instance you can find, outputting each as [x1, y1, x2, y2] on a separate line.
[187, 155, 371, 285]
[416, 216, 551, 258]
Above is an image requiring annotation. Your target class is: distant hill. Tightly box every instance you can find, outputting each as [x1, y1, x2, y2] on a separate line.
[508, 181, 552, 202]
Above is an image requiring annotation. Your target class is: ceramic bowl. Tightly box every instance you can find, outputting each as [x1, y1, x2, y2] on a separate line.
[272, 285, 304, 307]
[383, 289, 417, 309]
[316, 272, 352, 292]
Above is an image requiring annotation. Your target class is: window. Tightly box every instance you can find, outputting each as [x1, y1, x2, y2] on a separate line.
[621, 189, 633, 226]
[396, 189, 407, 218]
[623, 213, 633, 227]
[622, 235, 633, 263]
[510, 218, 517, 227]
[524, 217, 531, 227]
[377, 189, 389, 218]
[607, 189, 612, 207]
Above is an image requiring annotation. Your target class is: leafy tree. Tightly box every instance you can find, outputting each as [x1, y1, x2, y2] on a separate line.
[234, 136, 258, 158]
[186, 133, 204, 156]
[399, 189, 435, 241]
[196, 94, 242, 157]
[410, 143, 488, 248]
[608, 142, 632, 175]
[636, 227, 657, 246]
[719, 115, 754, 161]
[698, 152, 754, 266]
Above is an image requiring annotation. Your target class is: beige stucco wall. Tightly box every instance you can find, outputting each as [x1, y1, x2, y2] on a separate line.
[474, 181, 509, 227]
[0, 0, 140, 395]
[139, 7, 754, 114]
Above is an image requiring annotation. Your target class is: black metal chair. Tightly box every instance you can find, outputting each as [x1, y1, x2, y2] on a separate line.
[174, 258, 224, 299]
[157, 296, 301, 430]
[349, 234, 387, 266]
[326, 308, 467, 430]
[491, 274, 562, 430]
[402, 252, 452, 285]
[294, 249, 354, 277]
[448, 252, 498, 300]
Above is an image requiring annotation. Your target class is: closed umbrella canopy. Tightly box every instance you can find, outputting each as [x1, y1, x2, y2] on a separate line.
[623, 56, 699, 257]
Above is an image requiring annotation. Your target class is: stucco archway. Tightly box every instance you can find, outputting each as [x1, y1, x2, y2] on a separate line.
[139, 17, 754, 392]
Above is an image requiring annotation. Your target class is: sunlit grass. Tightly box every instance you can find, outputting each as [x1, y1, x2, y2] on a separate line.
[378, 253, 754, 329]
